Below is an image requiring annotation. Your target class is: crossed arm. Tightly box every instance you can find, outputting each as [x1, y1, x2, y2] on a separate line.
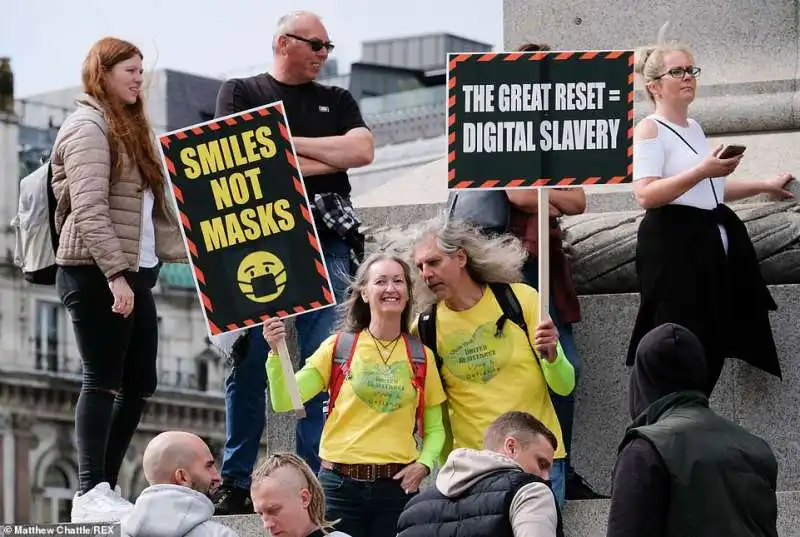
[214, 79, 374, 178]
[294, 127, 375, 176]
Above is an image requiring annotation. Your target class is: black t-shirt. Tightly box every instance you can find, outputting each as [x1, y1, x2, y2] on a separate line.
[214, 73, 367, 198]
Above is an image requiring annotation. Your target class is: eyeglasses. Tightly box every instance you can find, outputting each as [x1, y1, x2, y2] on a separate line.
[285, 33, 335, 52]
[654, 66, 702, 79]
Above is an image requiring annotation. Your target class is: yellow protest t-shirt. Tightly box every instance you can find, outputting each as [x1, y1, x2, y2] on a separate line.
[308, 331, 447, 465]
[421, 283, 568, 459]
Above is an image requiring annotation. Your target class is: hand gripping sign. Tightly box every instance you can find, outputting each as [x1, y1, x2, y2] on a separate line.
[158, 101, 330, 417]
[446, 49, 634, 319]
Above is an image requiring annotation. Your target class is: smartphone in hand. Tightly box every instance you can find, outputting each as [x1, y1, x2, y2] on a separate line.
[719, 145, 746, 159]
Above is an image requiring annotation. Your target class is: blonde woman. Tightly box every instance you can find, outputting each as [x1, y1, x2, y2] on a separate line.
[251, 453, 350, 537]
[262, 253, 447, 537]
[628, 41, 795, 393]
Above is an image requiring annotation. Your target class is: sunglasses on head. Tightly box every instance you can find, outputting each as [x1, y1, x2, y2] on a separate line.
[286, 33, 335, 52]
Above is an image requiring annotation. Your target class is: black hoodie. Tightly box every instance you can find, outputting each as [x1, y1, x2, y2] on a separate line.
[627, 323, 708, 420]
[608, 323, 778, 537]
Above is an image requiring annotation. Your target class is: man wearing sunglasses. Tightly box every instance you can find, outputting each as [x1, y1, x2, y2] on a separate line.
[212, 10, 374, 516]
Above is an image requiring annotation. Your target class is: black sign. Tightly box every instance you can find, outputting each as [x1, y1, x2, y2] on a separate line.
[158, 102, 334, 336]
[447, 50, 634, 189]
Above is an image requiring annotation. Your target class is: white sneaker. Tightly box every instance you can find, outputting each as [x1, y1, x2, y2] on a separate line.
[71, 482, 134, 523]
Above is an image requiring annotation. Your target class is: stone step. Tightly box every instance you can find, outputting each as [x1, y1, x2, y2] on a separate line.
[212, 490, 800, 536]
[570, 285, 800, 496]
[561, 491, 800, 537]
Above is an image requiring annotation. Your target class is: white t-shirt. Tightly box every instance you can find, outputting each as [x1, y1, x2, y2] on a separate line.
[139, 189, 159, 268]
[633, 114, 728, 251]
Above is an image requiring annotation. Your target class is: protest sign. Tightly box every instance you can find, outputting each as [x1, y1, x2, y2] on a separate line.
[158, 102, 335, 338]
[446, 50, 634, 321]
[446, 50, 634, 189]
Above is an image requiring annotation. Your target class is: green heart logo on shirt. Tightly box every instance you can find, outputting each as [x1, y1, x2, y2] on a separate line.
[349, 360, 416, 413]
[440, 322, 512, 383]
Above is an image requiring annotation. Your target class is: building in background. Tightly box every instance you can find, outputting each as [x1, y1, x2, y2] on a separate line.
[0, 32, 491, 523]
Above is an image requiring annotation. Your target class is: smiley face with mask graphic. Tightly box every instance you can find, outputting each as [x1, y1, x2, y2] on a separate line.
[237, 250, 287, 303]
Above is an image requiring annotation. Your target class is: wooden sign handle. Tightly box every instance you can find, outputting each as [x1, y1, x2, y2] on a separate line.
[276, 338, 306, 419]
[537, 188, 551, 324]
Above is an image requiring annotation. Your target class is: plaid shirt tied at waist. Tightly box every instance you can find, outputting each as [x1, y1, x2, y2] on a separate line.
[311, 193, 365, 272]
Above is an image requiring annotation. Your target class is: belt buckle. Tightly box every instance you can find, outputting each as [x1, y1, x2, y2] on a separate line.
[352, 464, 376, 482]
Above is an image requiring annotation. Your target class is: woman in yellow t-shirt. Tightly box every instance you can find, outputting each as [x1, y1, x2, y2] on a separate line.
[262, 252, 447, 537]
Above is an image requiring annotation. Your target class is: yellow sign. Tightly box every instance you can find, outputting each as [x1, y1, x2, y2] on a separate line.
[237, 250, 287, 303]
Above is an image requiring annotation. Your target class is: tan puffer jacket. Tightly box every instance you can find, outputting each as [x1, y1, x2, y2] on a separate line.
[51, 94, 187, 279]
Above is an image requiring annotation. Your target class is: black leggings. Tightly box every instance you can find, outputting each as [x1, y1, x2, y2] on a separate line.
[57, 265, 160, 493]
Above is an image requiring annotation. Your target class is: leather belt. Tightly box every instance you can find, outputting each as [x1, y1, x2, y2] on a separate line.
[321, 460, 408, 482]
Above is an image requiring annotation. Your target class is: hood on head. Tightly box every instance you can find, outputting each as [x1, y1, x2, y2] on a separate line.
[629, 323, 708, 419]
[120, 484, 214, 537]
[435, 448, 523, 497]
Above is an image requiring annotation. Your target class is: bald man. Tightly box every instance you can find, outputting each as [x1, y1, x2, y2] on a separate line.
[120, 432, 238, 537]
[212, 9, 372, 515]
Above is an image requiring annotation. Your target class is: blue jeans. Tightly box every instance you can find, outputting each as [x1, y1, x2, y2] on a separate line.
[521, 261, 582, 476]
[220, 236, 351, 489]
[550, 458, 566, 508]
[318, 469, 413, 537]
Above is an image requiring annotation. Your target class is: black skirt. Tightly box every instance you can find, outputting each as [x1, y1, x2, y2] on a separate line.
[626, 203, 780, 379]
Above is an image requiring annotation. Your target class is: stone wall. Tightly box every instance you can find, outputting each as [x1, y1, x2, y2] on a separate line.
[502, 0, 800, 135]
[572, 285, 800, 494]
[354, 202, 800, 494]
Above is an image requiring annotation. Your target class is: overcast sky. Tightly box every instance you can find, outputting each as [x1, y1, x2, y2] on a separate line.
[3, 0, 503, 97]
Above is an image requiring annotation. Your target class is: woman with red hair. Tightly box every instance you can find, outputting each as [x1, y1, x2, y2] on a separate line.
[50, 37, 186, 522]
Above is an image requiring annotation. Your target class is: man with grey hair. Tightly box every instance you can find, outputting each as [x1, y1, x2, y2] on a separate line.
[211, 10, 373, 515]
[397, 411, 564, 537]
[411, 217, 575, 507]
[120, 431, 238, 537]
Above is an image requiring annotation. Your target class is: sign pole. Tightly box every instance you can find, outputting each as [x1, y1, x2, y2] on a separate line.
[537, 188, 551, 324]
[445, 48, 635, 357]
[277, 338, 306, 418]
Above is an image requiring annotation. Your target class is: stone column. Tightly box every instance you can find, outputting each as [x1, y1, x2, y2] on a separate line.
[502, 0, 799, 133]
[13, 414, 37, 523]
[501, 0, 800, 499]
[0, 105, 20, 259]
[0, 411, 10, 524]
[503, 1, 800, 212]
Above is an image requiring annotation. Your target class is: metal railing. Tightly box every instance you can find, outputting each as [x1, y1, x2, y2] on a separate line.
[27, 350, 221, 393]
[360, 86, 446, 116]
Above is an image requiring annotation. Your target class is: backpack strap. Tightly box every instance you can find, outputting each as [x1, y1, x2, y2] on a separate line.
[652, 118, 721, 206]
[488, 282, 538, 359]
[402, 334, 428, 441]
[44, 161, 59, 253]
[416, 305, 441, 370]
[328, 331, 428, 439]
[327, 331, 359, 420]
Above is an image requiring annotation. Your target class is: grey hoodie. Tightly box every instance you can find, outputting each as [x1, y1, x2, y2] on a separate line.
[120, 485, 238, 537]
[436, 448, 558, 537]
